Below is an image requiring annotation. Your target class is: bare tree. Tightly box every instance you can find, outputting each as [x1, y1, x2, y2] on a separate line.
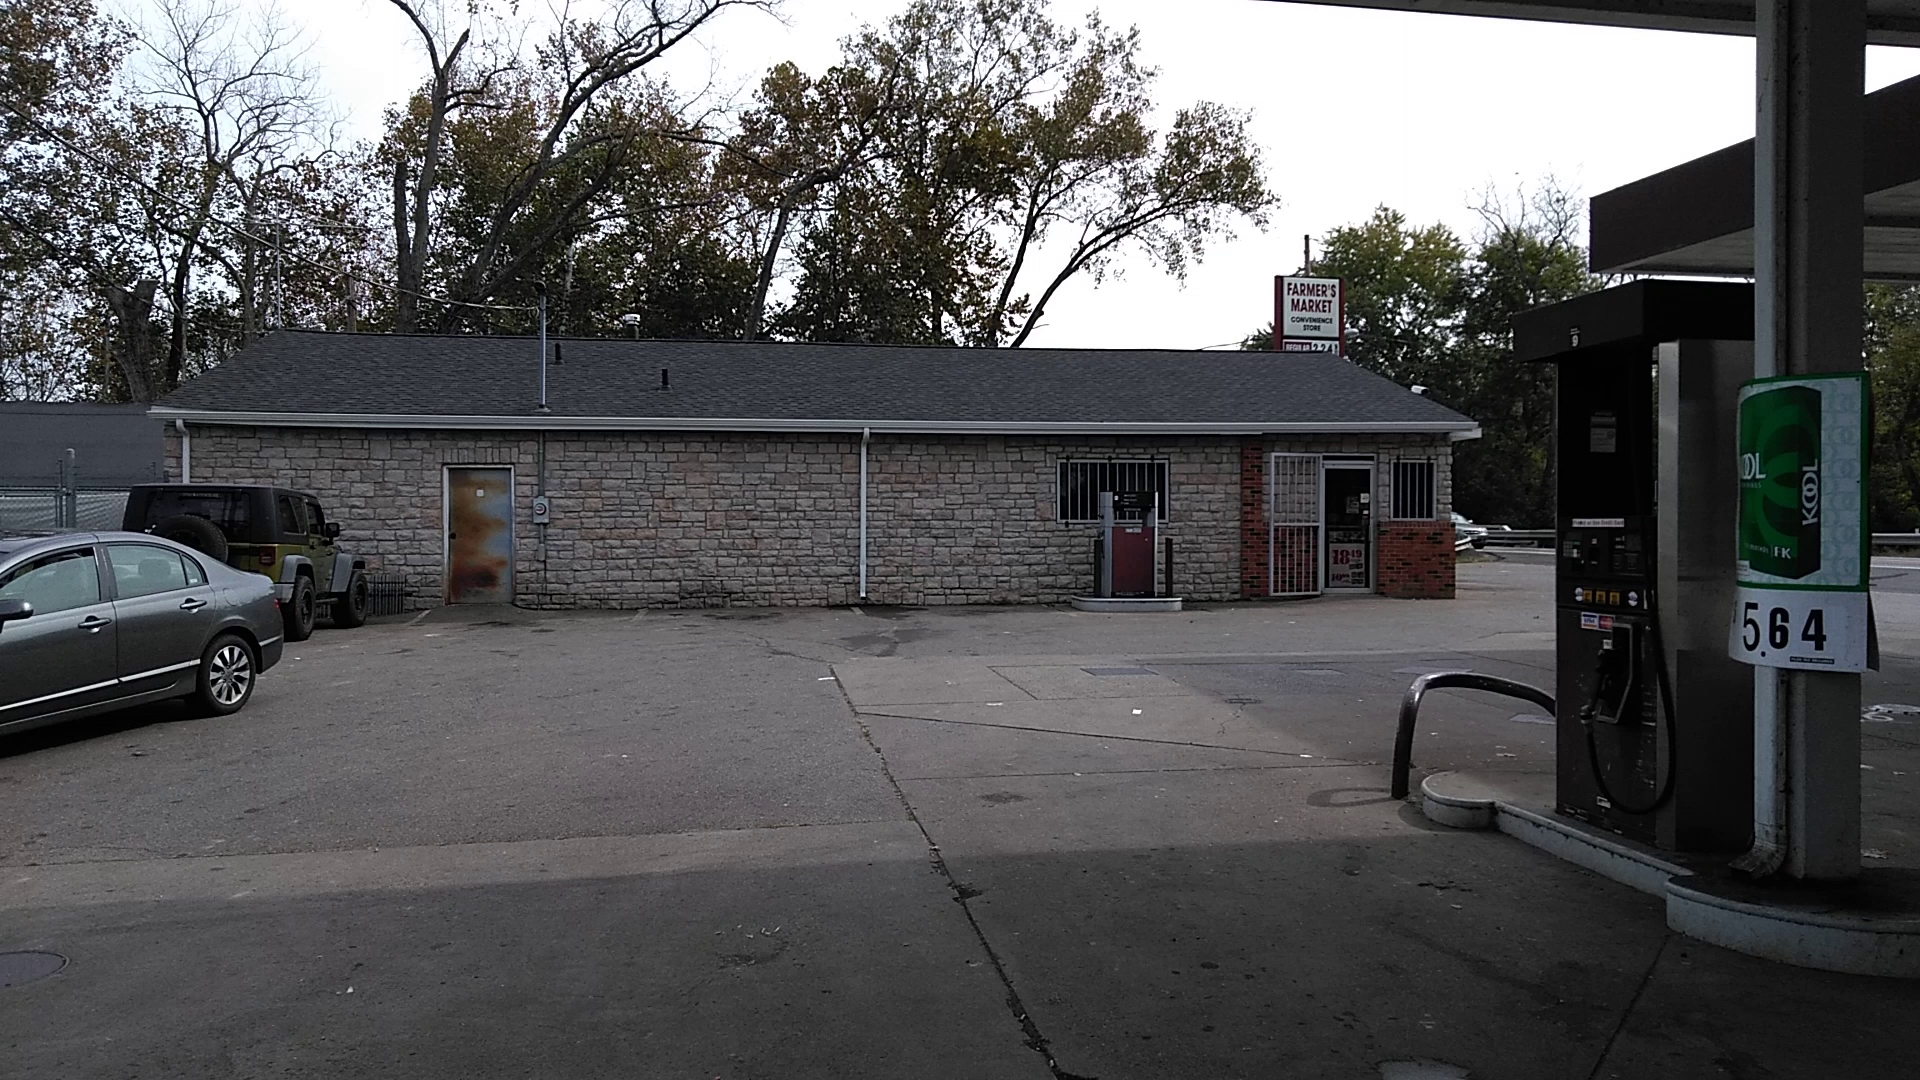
[385, 0, 493, 332]
[386, 0, 766, 329]
[133, 0, 329, 385]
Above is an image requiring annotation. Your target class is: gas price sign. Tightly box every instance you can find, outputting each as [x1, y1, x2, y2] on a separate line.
[1727, 372, 1873, 672]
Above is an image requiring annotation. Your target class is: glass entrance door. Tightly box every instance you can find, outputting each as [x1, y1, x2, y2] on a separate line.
[1322, 465, 1373, 590]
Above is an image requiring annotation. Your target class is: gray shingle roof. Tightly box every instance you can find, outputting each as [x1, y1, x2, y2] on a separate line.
[155, 331, 1476, 433]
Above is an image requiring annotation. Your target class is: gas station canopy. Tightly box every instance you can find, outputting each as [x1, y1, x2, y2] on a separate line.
[1587, 72, 1920, 280]
[1268, 0, 1920, 45]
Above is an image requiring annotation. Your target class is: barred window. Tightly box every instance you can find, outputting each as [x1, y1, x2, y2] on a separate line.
[1057, 459, 1170, 523]
[1390, 459, 1437, 519]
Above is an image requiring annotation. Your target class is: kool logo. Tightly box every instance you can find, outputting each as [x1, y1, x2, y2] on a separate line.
[1739, 452, 1766, 480]
[1800, 459, 1820, 525]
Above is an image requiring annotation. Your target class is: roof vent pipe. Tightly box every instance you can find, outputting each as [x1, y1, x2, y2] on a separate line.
[553, 342, 563, 365]
[661, 367, 669, 391]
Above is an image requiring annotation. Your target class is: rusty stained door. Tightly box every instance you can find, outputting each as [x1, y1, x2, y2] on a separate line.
[445, 466, 513, 604]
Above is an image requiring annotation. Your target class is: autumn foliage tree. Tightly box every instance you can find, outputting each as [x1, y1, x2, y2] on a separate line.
[5, 0, 1276, 402]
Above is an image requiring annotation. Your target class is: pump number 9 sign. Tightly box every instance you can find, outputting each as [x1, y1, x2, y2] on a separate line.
[1727, 372, 1873, 672]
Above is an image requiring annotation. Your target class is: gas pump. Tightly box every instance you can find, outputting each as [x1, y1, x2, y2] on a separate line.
[1552, 350, 1671, 835]
[1516, 280, 1756, 851]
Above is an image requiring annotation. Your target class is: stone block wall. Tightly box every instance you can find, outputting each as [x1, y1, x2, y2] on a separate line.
[1236, 433, 1456, 599]
[864, 436, 1240, 605]
[169, 426, 1242, 608]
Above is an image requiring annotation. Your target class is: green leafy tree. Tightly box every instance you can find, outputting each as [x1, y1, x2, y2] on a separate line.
[1244, 186, 1598, 526]
[1866, 284, 1920, 531]
[1447, 184, 1598, 526]
[723, 60, 901, 339]
[776, 0, 1271, 346]
[1305, 207, 1467, 386]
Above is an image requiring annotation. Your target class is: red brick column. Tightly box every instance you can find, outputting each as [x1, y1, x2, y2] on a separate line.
[1239, 440, 1267, 597]
[1376, 523, 1455, 599]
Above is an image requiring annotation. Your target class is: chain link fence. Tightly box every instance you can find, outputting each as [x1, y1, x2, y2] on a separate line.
[0, 488, 130, 534]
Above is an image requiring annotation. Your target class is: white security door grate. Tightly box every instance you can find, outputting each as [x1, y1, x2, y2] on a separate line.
[1269, 453, 1322, 597]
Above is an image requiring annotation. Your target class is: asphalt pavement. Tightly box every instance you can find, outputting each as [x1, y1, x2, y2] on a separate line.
[2, 561, 1916, 1079]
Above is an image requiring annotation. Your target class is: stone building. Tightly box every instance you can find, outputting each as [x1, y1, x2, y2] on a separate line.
[150, 332, 1477, 608]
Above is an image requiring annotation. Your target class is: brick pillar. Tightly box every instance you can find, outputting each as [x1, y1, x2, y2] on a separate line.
[1375, 523, 1455, 599]
[1239, 440, 1267, 598]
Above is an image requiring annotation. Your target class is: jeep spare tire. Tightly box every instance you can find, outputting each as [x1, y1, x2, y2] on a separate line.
[153, 514, 229, 561]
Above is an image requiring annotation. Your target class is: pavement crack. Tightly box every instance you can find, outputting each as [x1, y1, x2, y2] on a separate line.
[833, 683, 1092, 1079]
[1584, 932, 1671, 1080]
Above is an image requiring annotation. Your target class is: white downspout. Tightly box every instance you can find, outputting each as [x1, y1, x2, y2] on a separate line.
[175, 420, 191, 482]
[859, 427, 870, 601]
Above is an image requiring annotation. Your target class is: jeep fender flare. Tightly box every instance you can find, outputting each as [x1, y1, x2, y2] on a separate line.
[326, 553, 367, 595]
[274, 554, 314, 601]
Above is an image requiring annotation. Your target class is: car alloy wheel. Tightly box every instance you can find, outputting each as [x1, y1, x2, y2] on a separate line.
[209, 642, 253, 707]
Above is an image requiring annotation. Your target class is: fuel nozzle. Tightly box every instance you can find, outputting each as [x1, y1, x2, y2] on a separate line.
[1580, 626, 1639, 726]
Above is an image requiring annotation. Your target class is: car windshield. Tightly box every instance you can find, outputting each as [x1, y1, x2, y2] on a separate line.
[147, 489, 251, 539]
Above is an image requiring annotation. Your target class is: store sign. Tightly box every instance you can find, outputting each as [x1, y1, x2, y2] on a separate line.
[1727, 372, 1874, 672]
[1275, 276, 1344, 353]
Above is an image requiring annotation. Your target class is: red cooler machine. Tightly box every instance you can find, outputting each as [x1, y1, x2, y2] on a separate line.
[1096, 491, 1160, 598]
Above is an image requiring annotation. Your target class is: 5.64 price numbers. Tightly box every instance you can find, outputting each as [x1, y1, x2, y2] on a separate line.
[1740, 601, 1827, 653]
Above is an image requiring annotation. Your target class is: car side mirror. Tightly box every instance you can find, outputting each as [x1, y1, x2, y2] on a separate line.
[0, 598, 34, 624]
[323, 522, 341, 539]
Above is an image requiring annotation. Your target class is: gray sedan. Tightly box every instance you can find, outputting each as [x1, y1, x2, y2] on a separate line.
[0, 531, 284, 735]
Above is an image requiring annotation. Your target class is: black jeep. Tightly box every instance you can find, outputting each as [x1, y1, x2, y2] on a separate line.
[123, 485, 370, 642]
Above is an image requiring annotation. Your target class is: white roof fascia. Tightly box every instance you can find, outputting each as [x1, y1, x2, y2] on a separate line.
[149, 408, 1477, 437]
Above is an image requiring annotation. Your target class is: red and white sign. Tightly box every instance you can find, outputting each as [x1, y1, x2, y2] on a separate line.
[1327, 542, 1366, 587]
[1275, 275, 1344, 354]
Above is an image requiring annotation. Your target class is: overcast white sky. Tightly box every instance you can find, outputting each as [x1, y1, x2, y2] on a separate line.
[288, 1, 1920, 348]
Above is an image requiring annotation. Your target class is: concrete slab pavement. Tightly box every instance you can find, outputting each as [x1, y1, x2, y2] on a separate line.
[5, 557, 1918, 1077]
[1, 821, 1049, 1080]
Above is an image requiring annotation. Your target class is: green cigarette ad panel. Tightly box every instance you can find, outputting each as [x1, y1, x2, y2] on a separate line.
[1729, 372, 1873, 672]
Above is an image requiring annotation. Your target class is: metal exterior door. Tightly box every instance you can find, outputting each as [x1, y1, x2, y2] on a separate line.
[1322, 464, 1374, 590]
[445, 467, 514, 604]
[1269, 453, 1322, 597]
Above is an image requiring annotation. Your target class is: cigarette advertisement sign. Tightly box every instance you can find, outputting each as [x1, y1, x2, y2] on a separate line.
[1727, 372, 1872, 672]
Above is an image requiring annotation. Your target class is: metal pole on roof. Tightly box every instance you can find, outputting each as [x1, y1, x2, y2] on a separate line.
[536, 284, 550, 414]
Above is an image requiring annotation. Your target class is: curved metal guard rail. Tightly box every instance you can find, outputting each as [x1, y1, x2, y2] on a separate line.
[1392, 672, 1556, 800]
